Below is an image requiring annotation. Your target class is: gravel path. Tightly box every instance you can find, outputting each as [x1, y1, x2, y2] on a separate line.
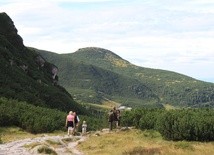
[0, 135, 86, 155]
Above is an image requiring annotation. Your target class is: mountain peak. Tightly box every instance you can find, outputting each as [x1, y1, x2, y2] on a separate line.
[76, 47, 121, 58]
[0, 12, 24, 49]
[74, 47, 130, 68]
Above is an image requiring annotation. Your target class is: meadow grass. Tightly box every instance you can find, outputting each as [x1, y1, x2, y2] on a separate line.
[77, 129, 214, 155]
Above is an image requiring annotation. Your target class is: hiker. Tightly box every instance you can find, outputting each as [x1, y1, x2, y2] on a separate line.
[116, 109, 121, 128]
[73, 112, 80, 134]
[82, 120, 87, 136]
[108, 110, 114, 131]
[113, 107, 119, 128]
[65, 111, 75, 136]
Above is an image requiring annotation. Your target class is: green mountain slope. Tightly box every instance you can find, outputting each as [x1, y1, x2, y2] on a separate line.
[0, 12, 84, 113]
[37, 47, 214, 108]
[33, 49, 160, 108]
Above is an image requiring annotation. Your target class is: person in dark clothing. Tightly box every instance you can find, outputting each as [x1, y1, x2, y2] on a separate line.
[113, 107, 117, 121]
[108, 110, 114, 131]
[113, 107, 121, 128]
[73, 112, 80, 134]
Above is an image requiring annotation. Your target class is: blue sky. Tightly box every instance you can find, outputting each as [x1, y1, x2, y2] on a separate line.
[1, 0, 214, 83]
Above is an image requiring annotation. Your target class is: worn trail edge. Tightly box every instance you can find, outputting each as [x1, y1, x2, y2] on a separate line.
[0, 135, 86, 155]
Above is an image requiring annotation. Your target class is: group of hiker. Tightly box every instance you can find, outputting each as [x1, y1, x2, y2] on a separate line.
[65, 106, 121, 136]
[65, 111, 87, 136]
[108, 107, 121, 131]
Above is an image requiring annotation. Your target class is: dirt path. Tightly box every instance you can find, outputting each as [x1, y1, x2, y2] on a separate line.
[0, 135, 87, 155]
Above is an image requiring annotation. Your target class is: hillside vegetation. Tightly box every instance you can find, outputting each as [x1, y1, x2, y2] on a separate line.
[122, 108, 214, 141]
[37, 47, 214, 108]
[0, 97, 106, 133]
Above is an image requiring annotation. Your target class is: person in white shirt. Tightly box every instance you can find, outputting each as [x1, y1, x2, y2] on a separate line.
[82, 120, 87, 136]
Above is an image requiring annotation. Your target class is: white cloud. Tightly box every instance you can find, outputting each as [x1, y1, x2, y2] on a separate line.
[0, 0, 214, 82]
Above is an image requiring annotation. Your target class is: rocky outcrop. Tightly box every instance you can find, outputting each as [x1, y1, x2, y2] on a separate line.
[20, 64, 28, 72]
[35, 55, 58, 82]
[35, 55, 45, 67]
[50, 65, 58, 85]
[51, 65, 58, 80]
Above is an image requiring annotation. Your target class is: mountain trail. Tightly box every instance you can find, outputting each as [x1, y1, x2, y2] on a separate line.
[0, 127, 130, 155]
[0, 134, 87, 155]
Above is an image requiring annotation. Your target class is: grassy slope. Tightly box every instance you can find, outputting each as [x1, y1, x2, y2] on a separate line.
[35, 48, 161, 108]
[36, 47, 214, 108]
[68, 48, 214, 107]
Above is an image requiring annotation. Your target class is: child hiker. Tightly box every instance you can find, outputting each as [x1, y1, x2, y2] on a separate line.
[82, 120, 87, 136]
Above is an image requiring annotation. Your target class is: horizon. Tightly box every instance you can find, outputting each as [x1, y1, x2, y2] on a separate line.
[0, 0, 214, 83]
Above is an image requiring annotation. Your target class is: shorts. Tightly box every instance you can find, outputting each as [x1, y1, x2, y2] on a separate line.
[67, 121, 74, 128]
[68, 127, 74, 131]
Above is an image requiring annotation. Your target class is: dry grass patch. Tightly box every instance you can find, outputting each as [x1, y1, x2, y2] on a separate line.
[37, 145, 57, 155]
[45, 139, 63, 148]
[122, 146, 161, 155]
[0, 127, 38, 143]
[174, 141, 194, 150]
[61, 137, 80, 144]
[24, 142, 41, 149]
[77, 129, 214, 155]
[25, 142, 57, 155]
[0, 127, 65, 143]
